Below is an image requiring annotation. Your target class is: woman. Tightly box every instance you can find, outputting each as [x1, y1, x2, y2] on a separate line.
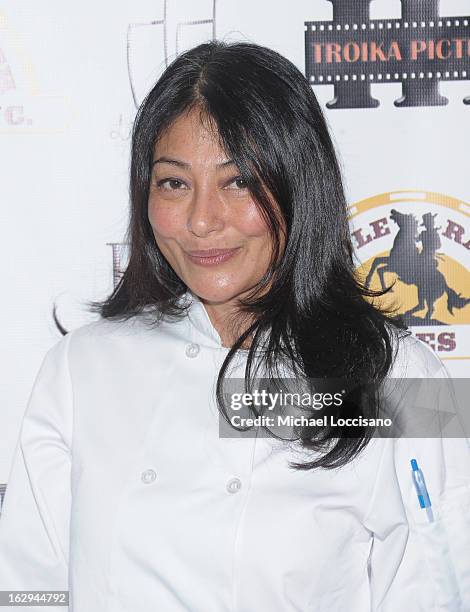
[0, 40, 469, 612]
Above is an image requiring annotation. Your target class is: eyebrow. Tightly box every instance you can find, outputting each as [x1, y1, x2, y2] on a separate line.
[152, 156, 236, 169]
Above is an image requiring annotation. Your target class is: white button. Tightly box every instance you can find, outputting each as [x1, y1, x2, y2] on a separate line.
[141, 469, 157, 484]
[226, 477, 242, 494]
[185, 343, 200, 358]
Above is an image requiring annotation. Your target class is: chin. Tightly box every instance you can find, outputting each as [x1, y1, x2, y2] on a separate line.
[186, 282, 244, 306]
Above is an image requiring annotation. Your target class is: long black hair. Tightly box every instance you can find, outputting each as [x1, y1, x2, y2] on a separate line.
[62, 40, 409, 470]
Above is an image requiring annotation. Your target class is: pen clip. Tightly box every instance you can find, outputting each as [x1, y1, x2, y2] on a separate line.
[410, 458, 434, 522]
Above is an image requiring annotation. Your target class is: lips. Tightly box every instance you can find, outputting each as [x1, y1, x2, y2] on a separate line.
[187, 248, 238, 257]
[185, 247, 241, 266]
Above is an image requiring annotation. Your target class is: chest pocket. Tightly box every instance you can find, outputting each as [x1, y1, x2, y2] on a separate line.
[406, 483, 470, 610]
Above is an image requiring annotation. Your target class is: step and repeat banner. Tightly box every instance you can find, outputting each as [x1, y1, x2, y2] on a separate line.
[1, 0, 469, 509]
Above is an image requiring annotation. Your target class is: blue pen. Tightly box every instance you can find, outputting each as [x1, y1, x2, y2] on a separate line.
[411, 458, 434, 523]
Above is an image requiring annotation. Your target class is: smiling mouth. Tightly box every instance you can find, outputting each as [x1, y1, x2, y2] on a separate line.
[185, 247, 241, 266]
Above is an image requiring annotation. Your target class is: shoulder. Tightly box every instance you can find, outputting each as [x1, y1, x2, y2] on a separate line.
[49, 312, 184, 368]
[385, 324, 449, 379]
[65, 315, 149, 348]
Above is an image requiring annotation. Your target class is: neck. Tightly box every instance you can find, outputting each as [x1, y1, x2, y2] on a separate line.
[200, 298, 255, 349]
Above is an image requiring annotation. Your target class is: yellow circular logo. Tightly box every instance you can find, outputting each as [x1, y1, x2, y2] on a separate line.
[349, 190, 470, 361]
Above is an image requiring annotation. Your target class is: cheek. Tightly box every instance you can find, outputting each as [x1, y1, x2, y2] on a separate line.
[148, 202, 184, 239]
[235, 200, 271, 238]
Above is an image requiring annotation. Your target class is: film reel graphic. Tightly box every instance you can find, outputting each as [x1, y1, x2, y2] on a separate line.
[305, 0, 470, 108]
[126, 0, 217, 109]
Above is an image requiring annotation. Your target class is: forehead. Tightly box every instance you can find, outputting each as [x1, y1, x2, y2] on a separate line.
[154, 109, 225, 157]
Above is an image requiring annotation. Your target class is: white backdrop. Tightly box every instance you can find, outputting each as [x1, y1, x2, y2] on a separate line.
[1, 0, 469, 492]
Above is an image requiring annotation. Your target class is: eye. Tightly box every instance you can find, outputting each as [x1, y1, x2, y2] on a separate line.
[226, 176, 248, 190]
[155, 178, 188, 191]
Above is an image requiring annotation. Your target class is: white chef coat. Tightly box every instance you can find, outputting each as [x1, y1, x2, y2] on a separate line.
[1, 289, 470, 612]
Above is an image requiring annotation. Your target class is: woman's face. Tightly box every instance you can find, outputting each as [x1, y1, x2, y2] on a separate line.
[148, 108, 281, 306]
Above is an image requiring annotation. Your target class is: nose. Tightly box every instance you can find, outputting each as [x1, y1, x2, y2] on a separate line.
[186, 187, 224, 238]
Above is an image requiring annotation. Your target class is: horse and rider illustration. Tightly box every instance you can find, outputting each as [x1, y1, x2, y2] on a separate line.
[364, 209, 470, 325]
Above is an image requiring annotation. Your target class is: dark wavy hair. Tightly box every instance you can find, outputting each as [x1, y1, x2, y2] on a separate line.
[57, 39, 409, 470]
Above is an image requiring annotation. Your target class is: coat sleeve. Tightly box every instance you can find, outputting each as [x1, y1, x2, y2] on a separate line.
[0, 332, 73, 610]
[363, 361, 470, 611]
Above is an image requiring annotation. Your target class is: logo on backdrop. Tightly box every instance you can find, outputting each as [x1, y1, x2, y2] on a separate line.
[349, 190, 470, 358]
[0, 11, 69, 131]
[108, 242, 129, 288]
[111, 0, 218, 142]
[305, 0, 470, 108]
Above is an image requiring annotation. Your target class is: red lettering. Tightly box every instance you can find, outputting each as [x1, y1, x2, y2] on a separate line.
[326, 43, 342, 63]
[311, 38, 470, 64]
[453, 38, 464, 59]
[370, 41, 386, 62]
[437, 332, 456, 352]
[344, 42, 360, 63]
[313, 43, 323, 63]
[427, 40, 435, 60]
[411, 40, 426, 60]
[370, 218, 390, 239]
[436, 39, 451, 59]
[388, 41, 402, 60]
[361, 42, 368, 61]
[5, 106, 23, 125]
[415, 333, 436, 351]
[443, 220, 465, 244]
[351, 229, 373, 249]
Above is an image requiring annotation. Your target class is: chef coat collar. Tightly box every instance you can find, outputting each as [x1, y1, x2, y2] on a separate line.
[177, 290, 225, 349]
[176, 290, 268, 353]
